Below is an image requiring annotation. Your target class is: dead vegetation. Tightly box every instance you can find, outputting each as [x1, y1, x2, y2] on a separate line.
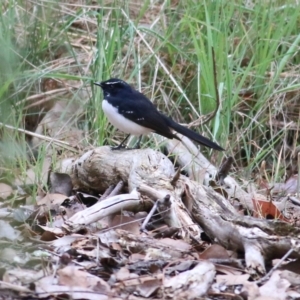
[1, 0, 300, 300]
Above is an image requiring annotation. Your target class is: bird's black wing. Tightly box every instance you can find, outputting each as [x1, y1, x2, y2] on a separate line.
[113, 92, 177, 139]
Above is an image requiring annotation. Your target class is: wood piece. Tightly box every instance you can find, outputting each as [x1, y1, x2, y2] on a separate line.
[66, 145, 300, 274]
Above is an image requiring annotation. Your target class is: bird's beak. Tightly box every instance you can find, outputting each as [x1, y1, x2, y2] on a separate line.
[94, 82, 103, 87]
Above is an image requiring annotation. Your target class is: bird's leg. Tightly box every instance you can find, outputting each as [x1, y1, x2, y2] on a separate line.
[133, 135, 143, 149]
[111, 134, 130, 150]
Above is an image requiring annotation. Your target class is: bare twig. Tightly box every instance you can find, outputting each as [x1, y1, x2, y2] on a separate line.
[216, 156, 234, 185]
[99, 185, 115, 200]
[108, 181, 124, 197]
[141, 195, 172, 232]
[63, 189, 141, 231]
[0, 122, 77, 152]
[256, 248, 294, 284]
[289, 196, 300, 206]
[182, 184, 193, 213]
[140, 200, 158, 232]
[170, 167, 181, 186]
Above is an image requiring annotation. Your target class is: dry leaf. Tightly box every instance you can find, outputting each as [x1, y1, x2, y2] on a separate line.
[158, 238, 191, 251]
[0, 220, 20, 240]
[136, 279, 160, 297]
[37, 193, 68, 207]
[58, 266, 110, 292]
[49, 172, 73, 196]
[216, 274, 250, 285]
[111, 215, 140, 234]
[39, 225, 65, 241]
[36, 275, 110, 300]
[259, 270, 290, 300]
[199, 244, 230, 259]
[252, 198, 289, 221]
[115, 267, 131, 281]
[0, 183, 13, 200]
[280, 270, 300, 286]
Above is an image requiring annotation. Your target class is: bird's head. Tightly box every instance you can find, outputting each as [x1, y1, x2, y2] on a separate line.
[94, 78, 132, 97]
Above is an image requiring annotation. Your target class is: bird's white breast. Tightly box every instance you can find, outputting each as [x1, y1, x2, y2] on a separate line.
[102, 100, 153, 136]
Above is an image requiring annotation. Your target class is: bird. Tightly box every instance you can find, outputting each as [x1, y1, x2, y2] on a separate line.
[94, 78, 224, 151]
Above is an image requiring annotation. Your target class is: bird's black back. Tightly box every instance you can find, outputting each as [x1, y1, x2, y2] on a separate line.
[99, 78, 178, 139]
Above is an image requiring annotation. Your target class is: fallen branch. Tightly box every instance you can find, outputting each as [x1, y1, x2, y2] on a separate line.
[65, 145, 300, 274]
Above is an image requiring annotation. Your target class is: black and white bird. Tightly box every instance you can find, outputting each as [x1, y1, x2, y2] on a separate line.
[94, 78, 224, 151]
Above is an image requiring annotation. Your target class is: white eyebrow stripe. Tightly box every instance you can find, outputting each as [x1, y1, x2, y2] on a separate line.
[104, 81, 122, 85]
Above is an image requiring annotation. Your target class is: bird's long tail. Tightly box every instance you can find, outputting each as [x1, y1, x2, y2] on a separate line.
[162, 115, 224, 151]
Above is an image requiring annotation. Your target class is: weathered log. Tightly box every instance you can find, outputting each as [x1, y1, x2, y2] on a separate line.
[65, 143, 300, 274]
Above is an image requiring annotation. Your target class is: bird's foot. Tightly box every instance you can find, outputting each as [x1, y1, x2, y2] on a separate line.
[110, 134, 131, 150]
[132, 143, 141, 149]
[111, 145, 127, 151]
[111, 136, 142, 150]
[133, 136, 142, 149]
[111, 144, 142, 151]
[111, 146, 139, 151]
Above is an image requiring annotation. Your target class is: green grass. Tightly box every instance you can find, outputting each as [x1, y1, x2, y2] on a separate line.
[1, 0, 300, 187]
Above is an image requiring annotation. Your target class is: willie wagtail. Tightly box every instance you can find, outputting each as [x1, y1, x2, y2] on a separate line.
[94, 78, 224, 151]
